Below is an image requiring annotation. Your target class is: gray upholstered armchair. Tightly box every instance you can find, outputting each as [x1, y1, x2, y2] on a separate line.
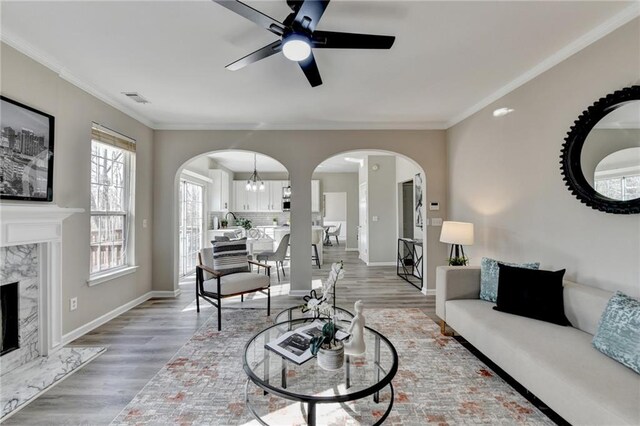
[196, 241, 271, 331]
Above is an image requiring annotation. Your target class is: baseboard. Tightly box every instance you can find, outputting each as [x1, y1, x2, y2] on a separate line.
[150, 289, 182, 298]
[61, 291, 153, 345]
[424, 289, 436, 296]
[345, 248, 359, 252]
[366, 261, 397, 267]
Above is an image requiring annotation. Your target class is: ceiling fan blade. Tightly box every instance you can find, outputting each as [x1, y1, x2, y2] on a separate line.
[292, 0, 330, 32]
[226, 41, 282, 71]
[213, 0, 285, 36]
[298, 53, 322, 87]
[312, 31, 395, 49]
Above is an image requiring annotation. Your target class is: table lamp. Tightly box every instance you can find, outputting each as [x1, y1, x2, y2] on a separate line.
[440, 221, 474, 265]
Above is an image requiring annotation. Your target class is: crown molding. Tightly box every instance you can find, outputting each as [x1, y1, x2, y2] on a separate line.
[152, 121, 449, 131]
[0, 30, 157, 129]
[446, 3, 640, 128]
[2, 3, 638, 132]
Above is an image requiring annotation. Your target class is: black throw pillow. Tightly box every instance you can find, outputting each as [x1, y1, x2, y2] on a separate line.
[493, 263, 570, 326]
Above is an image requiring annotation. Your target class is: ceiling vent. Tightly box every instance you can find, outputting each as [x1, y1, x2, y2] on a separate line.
[121, 92, 149, 104]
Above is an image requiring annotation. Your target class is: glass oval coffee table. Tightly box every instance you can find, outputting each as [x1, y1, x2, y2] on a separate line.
[243, 315, 398, 426]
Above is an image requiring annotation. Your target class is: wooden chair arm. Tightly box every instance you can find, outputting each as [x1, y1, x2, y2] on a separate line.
[196, 264, 222, 278]
[248, 260, 271, 270]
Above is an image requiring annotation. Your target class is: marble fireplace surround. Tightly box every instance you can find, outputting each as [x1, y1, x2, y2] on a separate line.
[0, 204, 83, 364]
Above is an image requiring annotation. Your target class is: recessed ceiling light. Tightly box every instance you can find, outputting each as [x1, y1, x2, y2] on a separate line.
[493, 107, 514, 117]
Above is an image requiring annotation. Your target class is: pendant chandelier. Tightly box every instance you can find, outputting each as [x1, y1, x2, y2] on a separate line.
[246, 153, 265, 192]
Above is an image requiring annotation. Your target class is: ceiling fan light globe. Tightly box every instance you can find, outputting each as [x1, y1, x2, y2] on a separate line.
[282, 38, 311, 62]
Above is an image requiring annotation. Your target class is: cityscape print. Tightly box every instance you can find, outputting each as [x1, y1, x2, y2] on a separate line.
[0, 97, 53, 200]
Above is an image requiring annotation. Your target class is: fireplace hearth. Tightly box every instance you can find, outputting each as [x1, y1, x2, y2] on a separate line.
[0, 282, 19, 356]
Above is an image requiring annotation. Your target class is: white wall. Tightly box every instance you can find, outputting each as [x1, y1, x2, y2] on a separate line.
[367, 156, 398, 263]
[447, 18, 640, 297]
[1, 43, 155, 334]
[152, 130, 448, 294]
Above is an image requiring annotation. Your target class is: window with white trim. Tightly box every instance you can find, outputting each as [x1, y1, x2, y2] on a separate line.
[90, 124, 135, 276]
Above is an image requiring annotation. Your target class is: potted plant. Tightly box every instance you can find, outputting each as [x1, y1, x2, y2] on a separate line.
[448, 256, 469, 266]
[310, 322, 344, 370]
[236, 218, 253, 230]
[220, 219, 228, 228]
[272, 217, 278, 226]
[301, 262, 345, 370]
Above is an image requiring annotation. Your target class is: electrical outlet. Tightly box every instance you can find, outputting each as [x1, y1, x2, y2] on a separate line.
[70, 297, 78, 311]
[142, 219, 148, 228]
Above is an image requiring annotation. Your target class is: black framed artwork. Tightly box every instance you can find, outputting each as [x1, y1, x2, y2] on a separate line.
[0, 96, 55, 201]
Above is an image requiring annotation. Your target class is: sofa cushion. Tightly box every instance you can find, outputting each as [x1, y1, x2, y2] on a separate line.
[446, 299, 640, 425]
[203, 272, 269, 296]
[479, 257, 539, 302]
[563, 281, 612, 335]
[494, 264, 569, 326]
[211, 239, 250, 275]
[592, 292, 640, 374]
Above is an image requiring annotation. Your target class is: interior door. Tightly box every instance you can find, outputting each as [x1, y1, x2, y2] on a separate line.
[179, 179, 204, 276]
[358, 183, 368, 262]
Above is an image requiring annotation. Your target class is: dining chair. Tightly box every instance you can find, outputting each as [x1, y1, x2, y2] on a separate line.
[256, 233, 290, 282]
[326, 223, 342, 246]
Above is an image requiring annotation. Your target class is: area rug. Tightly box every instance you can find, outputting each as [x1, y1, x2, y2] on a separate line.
[1, 346, 106, 420]
[111, 308, 554, 425]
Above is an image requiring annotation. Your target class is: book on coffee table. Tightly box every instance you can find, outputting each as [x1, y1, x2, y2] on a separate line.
[265, 322, 349, 365]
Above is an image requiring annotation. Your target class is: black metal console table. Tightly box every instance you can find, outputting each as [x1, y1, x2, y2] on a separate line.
[397, 238, 423, 290]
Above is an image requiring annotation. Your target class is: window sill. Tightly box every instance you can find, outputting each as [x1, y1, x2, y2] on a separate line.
[88, 265, 139, 287]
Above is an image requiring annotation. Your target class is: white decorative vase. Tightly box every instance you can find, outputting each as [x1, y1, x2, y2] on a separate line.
[317, 343, 344, 371]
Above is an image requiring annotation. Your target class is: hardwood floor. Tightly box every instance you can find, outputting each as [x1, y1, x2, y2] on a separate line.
[5, 244, 435, 425]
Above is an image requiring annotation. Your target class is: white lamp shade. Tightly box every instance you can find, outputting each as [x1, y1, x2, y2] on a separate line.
[440, 221, 474, 245]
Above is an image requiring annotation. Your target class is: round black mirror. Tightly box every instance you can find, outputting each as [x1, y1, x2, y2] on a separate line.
[561, 86, 640, 214]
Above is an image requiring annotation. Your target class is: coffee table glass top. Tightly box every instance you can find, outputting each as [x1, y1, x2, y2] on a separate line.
[243, 317, 398, 403]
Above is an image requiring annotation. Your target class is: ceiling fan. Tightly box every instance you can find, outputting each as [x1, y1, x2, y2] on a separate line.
[213, 0, 396, 87]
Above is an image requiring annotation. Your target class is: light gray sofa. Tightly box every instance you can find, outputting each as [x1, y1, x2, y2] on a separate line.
[435, 266, 640, 426]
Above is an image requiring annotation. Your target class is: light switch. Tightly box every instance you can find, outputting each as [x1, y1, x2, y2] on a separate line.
[372, 216, 379, 222]
[431, 218, 443, 226]
[143, 219, 148, 228]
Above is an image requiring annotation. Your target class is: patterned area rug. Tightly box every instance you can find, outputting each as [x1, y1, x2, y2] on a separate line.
[111, 308, 553, 425]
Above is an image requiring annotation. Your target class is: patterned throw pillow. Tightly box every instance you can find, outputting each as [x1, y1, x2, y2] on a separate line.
[592, 292, 640, 374]
[479, 257, 540, 302]
[211, 238, 250, 275]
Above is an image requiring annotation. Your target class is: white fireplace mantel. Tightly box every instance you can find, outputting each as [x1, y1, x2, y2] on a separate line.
[0, 203, 83, 355]
[0, 204, 83, 247]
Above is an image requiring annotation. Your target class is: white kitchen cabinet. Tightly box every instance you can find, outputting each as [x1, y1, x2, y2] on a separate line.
[269, 181, 285, 212]
[209, 169, 230, 211]
[255, 186, 270, 211]
[233, 181, 249, 211]
[232, 180, 290, 212]
[311, 180, 320, 212]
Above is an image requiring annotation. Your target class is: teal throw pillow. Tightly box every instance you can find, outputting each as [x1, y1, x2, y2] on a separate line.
[479, 257, 540, 302]
[592, 291, 640, 374]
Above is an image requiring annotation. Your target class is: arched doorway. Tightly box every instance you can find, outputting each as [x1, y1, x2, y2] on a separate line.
[311, 149, 428, 295]
[173, 150, 290, 291]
